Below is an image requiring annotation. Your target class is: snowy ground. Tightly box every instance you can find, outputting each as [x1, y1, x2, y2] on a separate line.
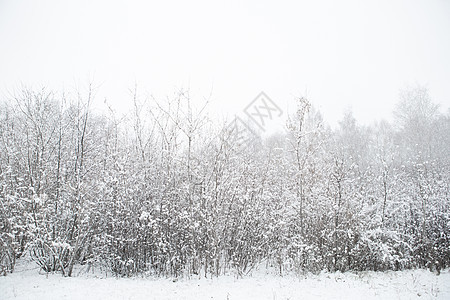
[1, 261, 449, 300]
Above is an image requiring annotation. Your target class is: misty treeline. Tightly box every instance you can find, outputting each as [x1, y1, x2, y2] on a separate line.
[0, 85, 448, 277]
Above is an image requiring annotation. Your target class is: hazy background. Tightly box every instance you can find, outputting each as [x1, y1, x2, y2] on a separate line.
[1, 0, 449, 126]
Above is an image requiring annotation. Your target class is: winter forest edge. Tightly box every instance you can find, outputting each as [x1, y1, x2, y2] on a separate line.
[0, 85, 449, 278]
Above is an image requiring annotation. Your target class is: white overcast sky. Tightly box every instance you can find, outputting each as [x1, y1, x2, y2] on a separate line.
[0, 0, 449, 126]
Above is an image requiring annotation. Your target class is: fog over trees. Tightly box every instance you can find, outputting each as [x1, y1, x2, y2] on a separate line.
[0, 85, 448, 277]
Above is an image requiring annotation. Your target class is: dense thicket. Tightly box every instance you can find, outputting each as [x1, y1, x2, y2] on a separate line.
[0, 86, 448, 277]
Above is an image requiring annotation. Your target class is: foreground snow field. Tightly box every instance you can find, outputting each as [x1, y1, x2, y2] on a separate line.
[1, 262, 449, 300]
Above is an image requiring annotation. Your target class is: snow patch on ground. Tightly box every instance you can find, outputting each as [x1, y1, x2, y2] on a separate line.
[1, 261, 449, 299]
